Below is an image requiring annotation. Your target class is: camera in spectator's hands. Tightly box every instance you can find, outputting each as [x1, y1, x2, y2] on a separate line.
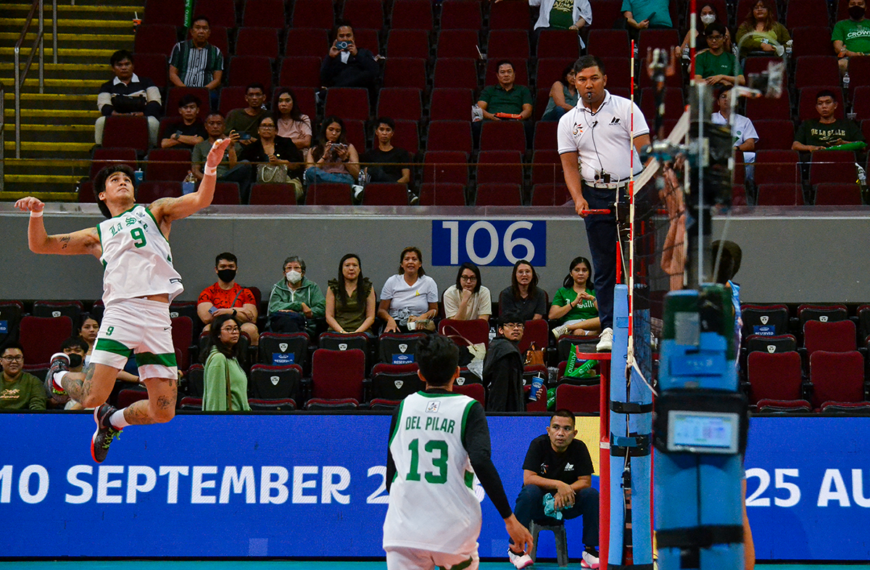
[336, 41, 351, 51]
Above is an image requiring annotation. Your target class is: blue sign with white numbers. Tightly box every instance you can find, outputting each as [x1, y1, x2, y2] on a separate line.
[431, 220, 546, 267]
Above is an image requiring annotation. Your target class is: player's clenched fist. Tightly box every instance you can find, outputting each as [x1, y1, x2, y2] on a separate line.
[14, 196, 45, 214]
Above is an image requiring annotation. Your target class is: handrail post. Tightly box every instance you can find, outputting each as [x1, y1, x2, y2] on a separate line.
[53, 0, 58, 64]
[39, 0, 45, 94]
[14, 46, 21, 159]
[1, 83, 6, 190]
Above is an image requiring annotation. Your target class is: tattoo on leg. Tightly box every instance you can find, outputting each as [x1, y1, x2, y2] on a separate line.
[62, 369, 88, 403]
[123, 401, 157, 426]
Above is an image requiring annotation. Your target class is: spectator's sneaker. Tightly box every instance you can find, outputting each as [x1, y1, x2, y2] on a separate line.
[44, 353, 70, 396]
[551, 324, 569, 339]
[596, 327, 613, 352]
[91, 404, 122, 464]
[508, 549, 534, 569]
[581, 549, 600, 569]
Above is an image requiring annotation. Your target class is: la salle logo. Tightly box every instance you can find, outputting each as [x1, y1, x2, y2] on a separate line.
[819, 316, 828, 322]
[456, 377, 466, 385]
[338, 343, 348, 350]
[399, 344, 408, 353]
[270, 376, 280, 385]
[279, 343, 288, 352]
[767, 345, 776, 353]
[394, 380, 404, 389]
[52, 311, 61, 317]
[760, 316, 769, 324]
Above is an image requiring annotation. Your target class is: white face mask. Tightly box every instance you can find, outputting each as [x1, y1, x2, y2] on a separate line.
[700, 14, 716, 25]
[286, 270, 302, 284]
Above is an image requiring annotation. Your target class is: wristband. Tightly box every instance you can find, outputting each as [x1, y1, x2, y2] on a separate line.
[205, 165, 217, 176]
[30, 209, 44, 218]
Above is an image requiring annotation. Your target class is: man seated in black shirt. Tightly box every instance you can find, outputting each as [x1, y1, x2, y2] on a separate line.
[160, 94, 207, 150]
[483, 312, 527, 413]
[361, 117, 412, 185]
[509, 409, 600, 569]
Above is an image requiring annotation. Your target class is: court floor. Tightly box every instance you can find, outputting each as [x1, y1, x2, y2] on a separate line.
[0, 562, 854, 570]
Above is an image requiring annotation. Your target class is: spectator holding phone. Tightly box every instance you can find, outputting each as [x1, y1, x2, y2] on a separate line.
[224, 83, 268, 144]
[193, 112, 252, 201]
[304, 116, 361, 187]
[320, 22, 379, 98]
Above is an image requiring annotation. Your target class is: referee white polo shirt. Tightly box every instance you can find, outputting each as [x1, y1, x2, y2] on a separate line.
[557, 89, 650, 184]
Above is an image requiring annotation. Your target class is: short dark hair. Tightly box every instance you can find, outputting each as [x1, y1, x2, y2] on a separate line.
[398, 246, 425, 276]
[717, 85, 734, 99]
[499, 311, 524, 327]
[417, 334, 460, 387]
[206, 112, 225, 121]
[704, 21, 727, 37]
[110, 50, 134, 66]
[710, 240, 742, 284]
[283, 256, 306, 272]
[551, 409, 576, 425]
[93, 164, 136, 219]
[191, 15, 210, 27]
[816, 89, 837, 103]
[574, 55, 606, 75]
[178, 94, 202, 108]
[455, 263, 482, 293]
[375, 117, 395, 130]
[246, 83, 265, 94]
[61, 337, 89, 352]
[331, 20, 354, 42]
[1, 341, 24, 356]
[79, 312, 100, 330]
[496, 60, 514, 72]
[215, 252, 237, 267]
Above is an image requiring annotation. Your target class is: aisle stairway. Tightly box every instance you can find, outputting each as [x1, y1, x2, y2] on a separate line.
[1, 0, 144, 199]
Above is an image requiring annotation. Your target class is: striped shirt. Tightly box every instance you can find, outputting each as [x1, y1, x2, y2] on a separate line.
[169, 40, 224, 87]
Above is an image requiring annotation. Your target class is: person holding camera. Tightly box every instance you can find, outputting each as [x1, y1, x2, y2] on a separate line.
[320, 22, 379, 98]
[304, 116, 361, 187]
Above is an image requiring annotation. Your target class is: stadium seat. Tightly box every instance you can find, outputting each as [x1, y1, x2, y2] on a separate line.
[217, 86, 248, 117]
[586, 30, 630, 56]
[741, 304, 790, 338]
[145, 148, 191, 181]
[803, 320, 857, 359]
[589, 0, 624, 29]
[742, 334, 797, 373]
[183, 364, 203, 398]
[390, 0, 433, 31]
[640, 88, 685, 123]
[369, 363, 423, 402]
[531, 183, 571, 206]
[117, 388, 149, 409]
[853, 86, 870, 120]
[378, 332, 427, 365]
[752, 120, 794, 151]
[342, 0, 384, 30]
[746, 351, 804, 406]
[555, 384, 599, 413]
[131, 53, 168, 90]
[440, 0, 482, 30]
[439, 318, 491, 349]
[475, 183, 523, 206]
[638, 29, 680, 54]
[165, 87, 210, 121]
[639, 58, 683, 89]
[488, 0, 530, 29]
[134, 25, 178, 56]
[249, 364, 303, 402]
[785, 0, 829, 30]
[179, 397, 202, 411]
[389, 119, 420, 156]
[386, 29, 430, 59]
[753, 151, 801, 186]
[808, 351, 867, 409]
[193, 0, 236, 28]
[258, 332, 310, 367]
[536, 58, 579, 92]
[858, 305, 870, 344]
[242, 0, 286, 28]
[536, 29, 580, 59]
[479, 121, 526, 153]
[755, 184, 804, 206]
[212, 182, 240, 205]
[284, 28, 329, 57]
[310, 348, 366, 403]
[351, 28, 380, 55]
[249, 184, 297, 205]
[228, 56, 273, 91]
[813, 183, 862, 206]
[795, 56, 840, 91]
[32, 301, 83, 322]
[429, 88, 473, 122]
[454, 382, 485, 406]
[318, 331, 370, 372]
[477, 150, 524, 186]
[324, 88, 370, 121]
[798, 304, 848, 329]
[809, 150, 858, 186]
[427, 121, 472, 155]
[799, 87, 846, 121]
[790, 27, 835, 59]
[102, 116, 150, 154]
[89, 148, 137, 181]
[382, 58, 427, 91]
[423, 150, 468, 184]
[363, 184, 409, 206]
[0, 301, 24, 346]
[436, 30, 481, 60]
[19, 316, 73, 367]
[419, 183, 467, 206]
[291, 0, 334, 29]
[533, 122, 559, 151]
[485, 59, 529, 88]
[170, 316, 193, 372]
[433, 58, 479, 90]
[138, 181, 182, 202]
[206, 25, 229, 55]
[341, 119, 367, 152]
[847, 57, 870, 98]
[745, 92, 791, 121]
[534, 88, 551, 121]
[142, 0, 185, 26]
[236, 27, 280, 58]
[531, 150, 564, 186]
[518, 319, 549, 354]
[306, 183, 353, 205]
[278, 56, 322, 89]
[487, 30, 530, 60]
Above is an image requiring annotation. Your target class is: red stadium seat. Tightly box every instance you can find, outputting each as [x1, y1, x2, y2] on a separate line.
[386, 29, 430, 59]
[531, 183, 572, 206]
[391, 120, 420, 155]
[117, 388, 149, 409]
[291, 0, 334, 29]
[745, 91, 791, 121]
[813, 183, 862, 206]
[427, 121, 472, 155]
[137, 181, 182, 202]
[145, 148, 191, 181]
[430, 88, 474, 121]
[531, 150, 565, 186]
[207, 25, 229, 56]
[390, 0, 433, 31]
[534, 88, 551, 121]
[487, 30, 530, 60]
[753, 150, 801, 186]
[809, 351, 866, 409]
[536, 29, 580, 59]
[854, 86, 870, 120]
[785, 0, 829, 29]
[454, 382, 485, 406]
[639, 58, 683, 89]
[306, 183, 353, 205]
[439, 318, 491, 348]
[640, 87, 685, 122]
[555, 384, 599, 413]
[170, 315, 193, 371]
[433, 58, 479, 90]
[809, 150, 857, 186]
[536, 58, 579, 92]
[363, 183, 409, 206]
[746, 351, 803, 406]
[533, 121, 559, 151]
[589, 0, 624, 28]
[310, 348, 366, 402]
[89, 148, 137, 181]
[804, 320, 857, 358]
[418, 183, 466, 206]
[279, 56, 322, 88]
[488, 1, 530, 30]
[324, 88, 370, 121]
[795, 56, 840, 90]
[102, 116, 150, 153]
[518, 319, 549, 353]
[228, 56, 273, 91]
[440, 0, 482, 30]
[236, 27, 280, 58]
[423, 151, 468, 185]
[342, 119, 367, 151]
[249, 184, 297, 205]
[143, 0, 185, 26]
[242, 0, 286, 28]
[377, 88, 422, 121]
[847, 57, 870, 98]
[479, 121, 526, 152]
[436, 30, 480, 59]
[218, 85, 247, 116]
[475, 183, 523, 206]
[351, 28, 380, 55]
[382, 58, 427, 91]
[342, 0, 384, 31]
[132, 53, 168, 90]
[752, 120, 794, 150]
[134, 24, 178, 56]
[193, 0, 236, 29]
[586, 30, 630, 56]
[19, 316, 73, 367]
[212, 182, 240, 205]
[755, 184, 805, 206]
[638, 29, 680, 54]
[790, 27, 835, 59]
[477, 151, 524, 186]
[284, 28, 329, 57]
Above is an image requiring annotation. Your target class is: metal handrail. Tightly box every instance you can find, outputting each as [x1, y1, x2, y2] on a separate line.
[1, 82, 5, 191]
[14, 0, 58, 159]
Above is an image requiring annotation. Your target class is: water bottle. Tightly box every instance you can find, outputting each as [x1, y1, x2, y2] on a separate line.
[488, 327, 496, 342]
[843, 72, 850, 91]
[785, 40, 793, 56]
[857, 163, 867, 186]
[182, 170, 196, 195]
[134, 168, 144, 186]
[682, 45, 690, 60]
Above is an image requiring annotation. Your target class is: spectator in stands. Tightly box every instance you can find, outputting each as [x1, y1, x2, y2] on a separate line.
[274, 88, 313, 151]
[197, 252, 260, 347]
[78, 313, 100, 362]
[833, 0, 870, 75]
[160, 94, 207, 150]
[477, 61, 534, 145]
[201, 314, 250, 412]
[95, 50, 162, 147]
[168, 15, 224, 111]
[304, 116, 361, 188]
[541, 64, 579, 122]
[712, 87, 757, 174]
[792, 89, 865, 152]
[443, 263, 492, 322]
[378, 246, 439, 333]
[0, 342, 46, 411]
[549, 256, 600, 339]
[240, 116, 306, 203]
[680, 3, 732, 54]
[325, 253, 376, 334]
[268, 256, 325, 336]
[482, 312, 526, 412]
[320, 22, 379, 98]
[622, 0, 673, 39]
[735, 0, 790, 59]
[361, 117, 412, 185]
[225, 83, 268, 143]
[192, 112, 252, 202]
[54, 337, 90, 410]
[496, 0, 591, 35]
[499, 260, 547, 322]
[694, 22, 744, 86]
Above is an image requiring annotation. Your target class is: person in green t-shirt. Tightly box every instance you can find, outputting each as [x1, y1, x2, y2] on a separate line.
[833, 0, 870, 75]
[548, 257, 600, 339]
[694, 22, 745, 87]
[792, 89, 865, 152]
[0, 343, 46, 411]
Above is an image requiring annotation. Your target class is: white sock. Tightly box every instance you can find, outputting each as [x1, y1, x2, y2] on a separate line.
[110, 409, 131, 430]
[53, 371, 68, 390]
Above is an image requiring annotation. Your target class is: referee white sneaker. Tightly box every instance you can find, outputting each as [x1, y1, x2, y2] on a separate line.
[581, 549, 600, 569]
[596, 327, 613, 352]
[508, 548, 534, 569]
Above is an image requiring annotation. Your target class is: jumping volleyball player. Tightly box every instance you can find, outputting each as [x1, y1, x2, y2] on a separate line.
[14, 138, 233, 463]
[383, 334, 534, 570]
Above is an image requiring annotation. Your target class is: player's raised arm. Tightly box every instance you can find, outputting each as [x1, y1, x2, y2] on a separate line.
[14, 197, 100, 257]
[149, 137, 234, 224]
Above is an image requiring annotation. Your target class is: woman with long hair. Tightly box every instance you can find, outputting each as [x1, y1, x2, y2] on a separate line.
[498, 260, 547, 322]
[680, 2, 732, 53]
[548, 256, 600, 338]
[325, 253, 376, 334]
[541, 64, 579, 122]
[201, 314, 250, 412]
[239, 115, 306, 201]
[274, 88, 312, 150]
[304, 115, 361, 186]
[378, 246, 439, 333]
[442, 262, 492, 321]
[735, 0, 790, 59]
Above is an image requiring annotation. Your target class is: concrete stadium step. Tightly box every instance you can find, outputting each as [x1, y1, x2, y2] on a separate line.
[4, 124, 95, 144]
[4, 141, 92, 153]
[3, 19, 137, 30]
[0, 191, 79, 201]
[5, 108, 100, 119]
[0, 63, 112, 82]
[0, 32, 133, 51]
[4, 92, 95, 110]
[5, 3, 143, 19]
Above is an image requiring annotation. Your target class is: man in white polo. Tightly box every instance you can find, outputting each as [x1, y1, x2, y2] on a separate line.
[558, 55, 651, 352]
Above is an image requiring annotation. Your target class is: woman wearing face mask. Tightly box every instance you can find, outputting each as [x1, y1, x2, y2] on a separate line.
[274, 88, 312, 150]
[680, 3, 732, 53]
[735, 0, 790, 59]
[201, 315, 251, 412]
[833, 0, 870, 76]
[267, 255, 326, 336]
[378, 246, 439, 333]
[325, 254, 376, 334]
[498, 260, 547, 322]
[548, 256, 600, 339]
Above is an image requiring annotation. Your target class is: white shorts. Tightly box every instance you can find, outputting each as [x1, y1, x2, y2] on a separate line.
[385, 546, 479, 570]
[90, 298, 177, 380]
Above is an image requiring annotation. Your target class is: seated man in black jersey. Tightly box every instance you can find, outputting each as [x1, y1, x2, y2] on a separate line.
[360, 117, 412, 185]
[510, 409, 600, 569]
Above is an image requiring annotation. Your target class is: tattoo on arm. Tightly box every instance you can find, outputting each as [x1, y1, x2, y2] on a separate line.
[60, 235, 71, 250]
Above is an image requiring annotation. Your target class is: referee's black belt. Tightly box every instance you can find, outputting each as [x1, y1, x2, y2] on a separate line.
[582, 179, 631, 190]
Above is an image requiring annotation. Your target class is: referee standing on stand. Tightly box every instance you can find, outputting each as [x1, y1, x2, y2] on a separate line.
[558, 55, 651, 352]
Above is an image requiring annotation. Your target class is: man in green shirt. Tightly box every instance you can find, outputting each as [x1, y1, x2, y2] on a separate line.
[477, 60, 534, 148]
[0, 343, 46, 411]
[694, 22, 745, 87]
[833, 0, 870, 75]
[224, 83, 268, 143]
[792, 89, 865, 152]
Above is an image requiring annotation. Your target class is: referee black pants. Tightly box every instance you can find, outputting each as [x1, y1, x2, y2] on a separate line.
[582, 182, 628, 331]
